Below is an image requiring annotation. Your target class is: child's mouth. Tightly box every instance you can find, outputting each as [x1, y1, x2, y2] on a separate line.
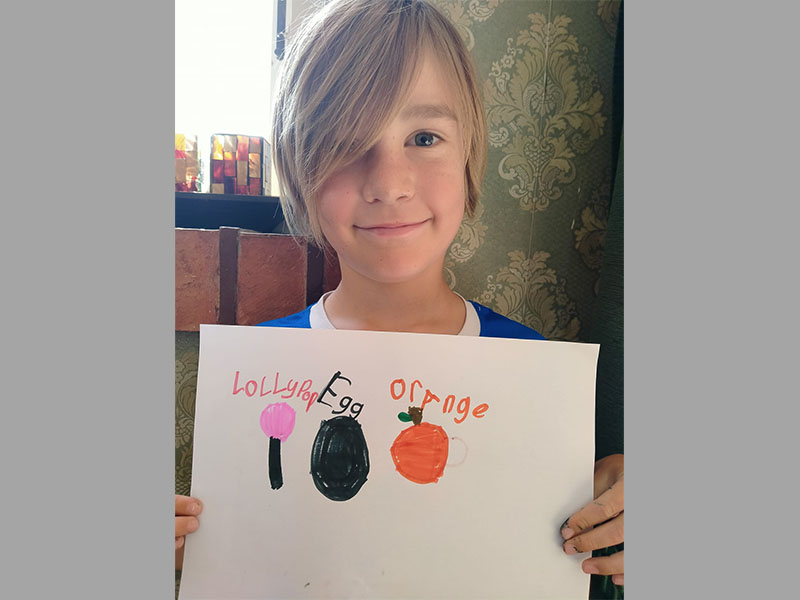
[355, 219, 430, 237]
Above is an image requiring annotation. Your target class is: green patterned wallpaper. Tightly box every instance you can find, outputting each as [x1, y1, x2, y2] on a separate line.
[175, 331, 199, 498]
[434, 0, 622, 342]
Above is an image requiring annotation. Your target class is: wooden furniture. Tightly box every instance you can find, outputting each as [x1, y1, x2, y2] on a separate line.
[175, 227, 340, 331]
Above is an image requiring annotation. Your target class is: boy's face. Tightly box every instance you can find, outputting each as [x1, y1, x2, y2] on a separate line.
[316, 53, 467, 286]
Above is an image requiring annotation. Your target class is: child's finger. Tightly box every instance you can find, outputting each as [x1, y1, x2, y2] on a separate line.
[561, 477, 623, 538]
[175, 536, 185, 550]
[176, 539, 186, 570]
[176, 515, 200, 538]
[581, 550, 624, 577]
[175, 495, 203, 516]
[592, 454, 624, 495]
[563, 513, 623, 555]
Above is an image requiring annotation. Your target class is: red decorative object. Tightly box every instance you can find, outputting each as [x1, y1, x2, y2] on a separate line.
[175, 134, 201, 192]
[210, 133, 270, 196]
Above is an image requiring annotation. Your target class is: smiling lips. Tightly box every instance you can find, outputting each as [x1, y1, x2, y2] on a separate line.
[355, 219, 430, 237]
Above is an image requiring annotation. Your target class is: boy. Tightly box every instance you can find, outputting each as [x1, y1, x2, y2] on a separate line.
[176, 0, 623, 590]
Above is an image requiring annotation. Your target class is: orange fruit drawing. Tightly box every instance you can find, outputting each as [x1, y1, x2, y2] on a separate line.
[390, 407, 449, 484]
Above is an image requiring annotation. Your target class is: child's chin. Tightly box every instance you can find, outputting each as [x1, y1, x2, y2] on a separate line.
[358, 260, 434, 285]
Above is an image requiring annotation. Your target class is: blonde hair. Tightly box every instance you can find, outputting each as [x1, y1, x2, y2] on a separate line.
[272, 0, 487, 247]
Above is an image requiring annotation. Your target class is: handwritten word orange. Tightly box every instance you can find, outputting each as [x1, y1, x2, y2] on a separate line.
[389, 378, 488, 424]
[232, 371, 319, 412]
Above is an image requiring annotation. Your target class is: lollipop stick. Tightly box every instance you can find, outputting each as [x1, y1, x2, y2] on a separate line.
[269, 436, 283, 489]
[261, 402, 294, 491]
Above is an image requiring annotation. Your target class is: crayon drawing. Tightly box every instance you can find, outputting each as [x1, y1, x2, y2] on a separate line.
[260, 402, 296, 490]
[390, 407, 449, 484]
[181, 324, 598, 600]
[310, 415, 370, 501]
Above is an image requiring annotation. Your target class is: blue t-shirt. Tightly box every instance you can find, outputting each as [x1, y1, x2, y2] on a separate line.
[257, 300, 544, 340]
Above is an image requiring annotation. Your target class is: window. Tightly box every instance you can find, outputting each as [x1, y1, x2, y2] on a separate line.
[176, 1, 326, 196]
[175, 0, 277, 194]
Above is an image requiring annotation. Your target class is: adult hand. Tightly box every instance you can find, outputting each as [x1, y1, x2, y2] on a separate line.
[561, 454, 624, 586]
[175, 494, 203, 570]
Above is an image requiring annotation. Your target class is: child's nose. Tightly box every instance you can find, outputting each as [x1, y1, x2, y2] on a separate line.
[361, 145, 414, 204]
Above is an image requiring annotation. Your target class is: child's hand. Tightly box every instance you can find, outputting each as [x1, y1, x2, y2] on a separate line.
[175, 494, 203, 570]
[560, 454, 624, 586]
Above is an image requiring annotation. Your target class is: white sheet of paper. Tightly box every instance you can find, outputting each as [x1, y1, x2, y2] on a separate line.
[179, 325, 599, 600]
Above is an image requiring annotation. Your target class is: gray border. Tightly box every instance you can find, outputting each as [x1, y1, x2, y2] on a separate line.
[628, 2, 797, 598]
[2, 0, 174, 596]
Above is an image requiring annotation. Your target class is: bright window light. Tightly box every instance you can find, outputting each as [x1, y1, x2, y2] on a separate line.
[176, 0, 276, 194]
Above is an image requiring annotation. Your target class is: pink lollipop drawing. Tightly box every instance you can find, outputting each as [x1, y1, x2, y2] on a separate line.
[260, 402, 296, 490]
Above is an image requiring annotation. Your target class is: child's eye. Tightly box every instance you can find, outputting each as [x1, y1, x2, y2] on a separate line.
[413, 132, 439, 147]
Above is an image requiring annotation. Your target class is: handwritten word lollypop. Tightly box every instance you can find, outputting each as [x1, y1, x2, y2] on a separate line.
[389, 377, 488, 424]
[232, 371, 319, 412]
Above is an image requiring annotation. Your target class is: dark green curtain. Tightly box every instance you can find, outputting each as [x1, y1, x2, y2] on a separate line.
[588, 3, 623, 597]
[588, 130, 624, 600]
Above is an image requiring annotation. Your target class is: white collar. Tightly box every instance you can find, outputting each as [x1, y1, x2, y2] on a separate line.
[309, 291, 480, 336]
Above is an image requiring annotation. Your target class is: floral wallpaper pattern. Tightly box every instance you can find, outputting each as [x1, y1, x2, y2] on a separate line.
[175, 332, 199, 498]
[433, 0, 507, 50]
[434, 0, 621, 343]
